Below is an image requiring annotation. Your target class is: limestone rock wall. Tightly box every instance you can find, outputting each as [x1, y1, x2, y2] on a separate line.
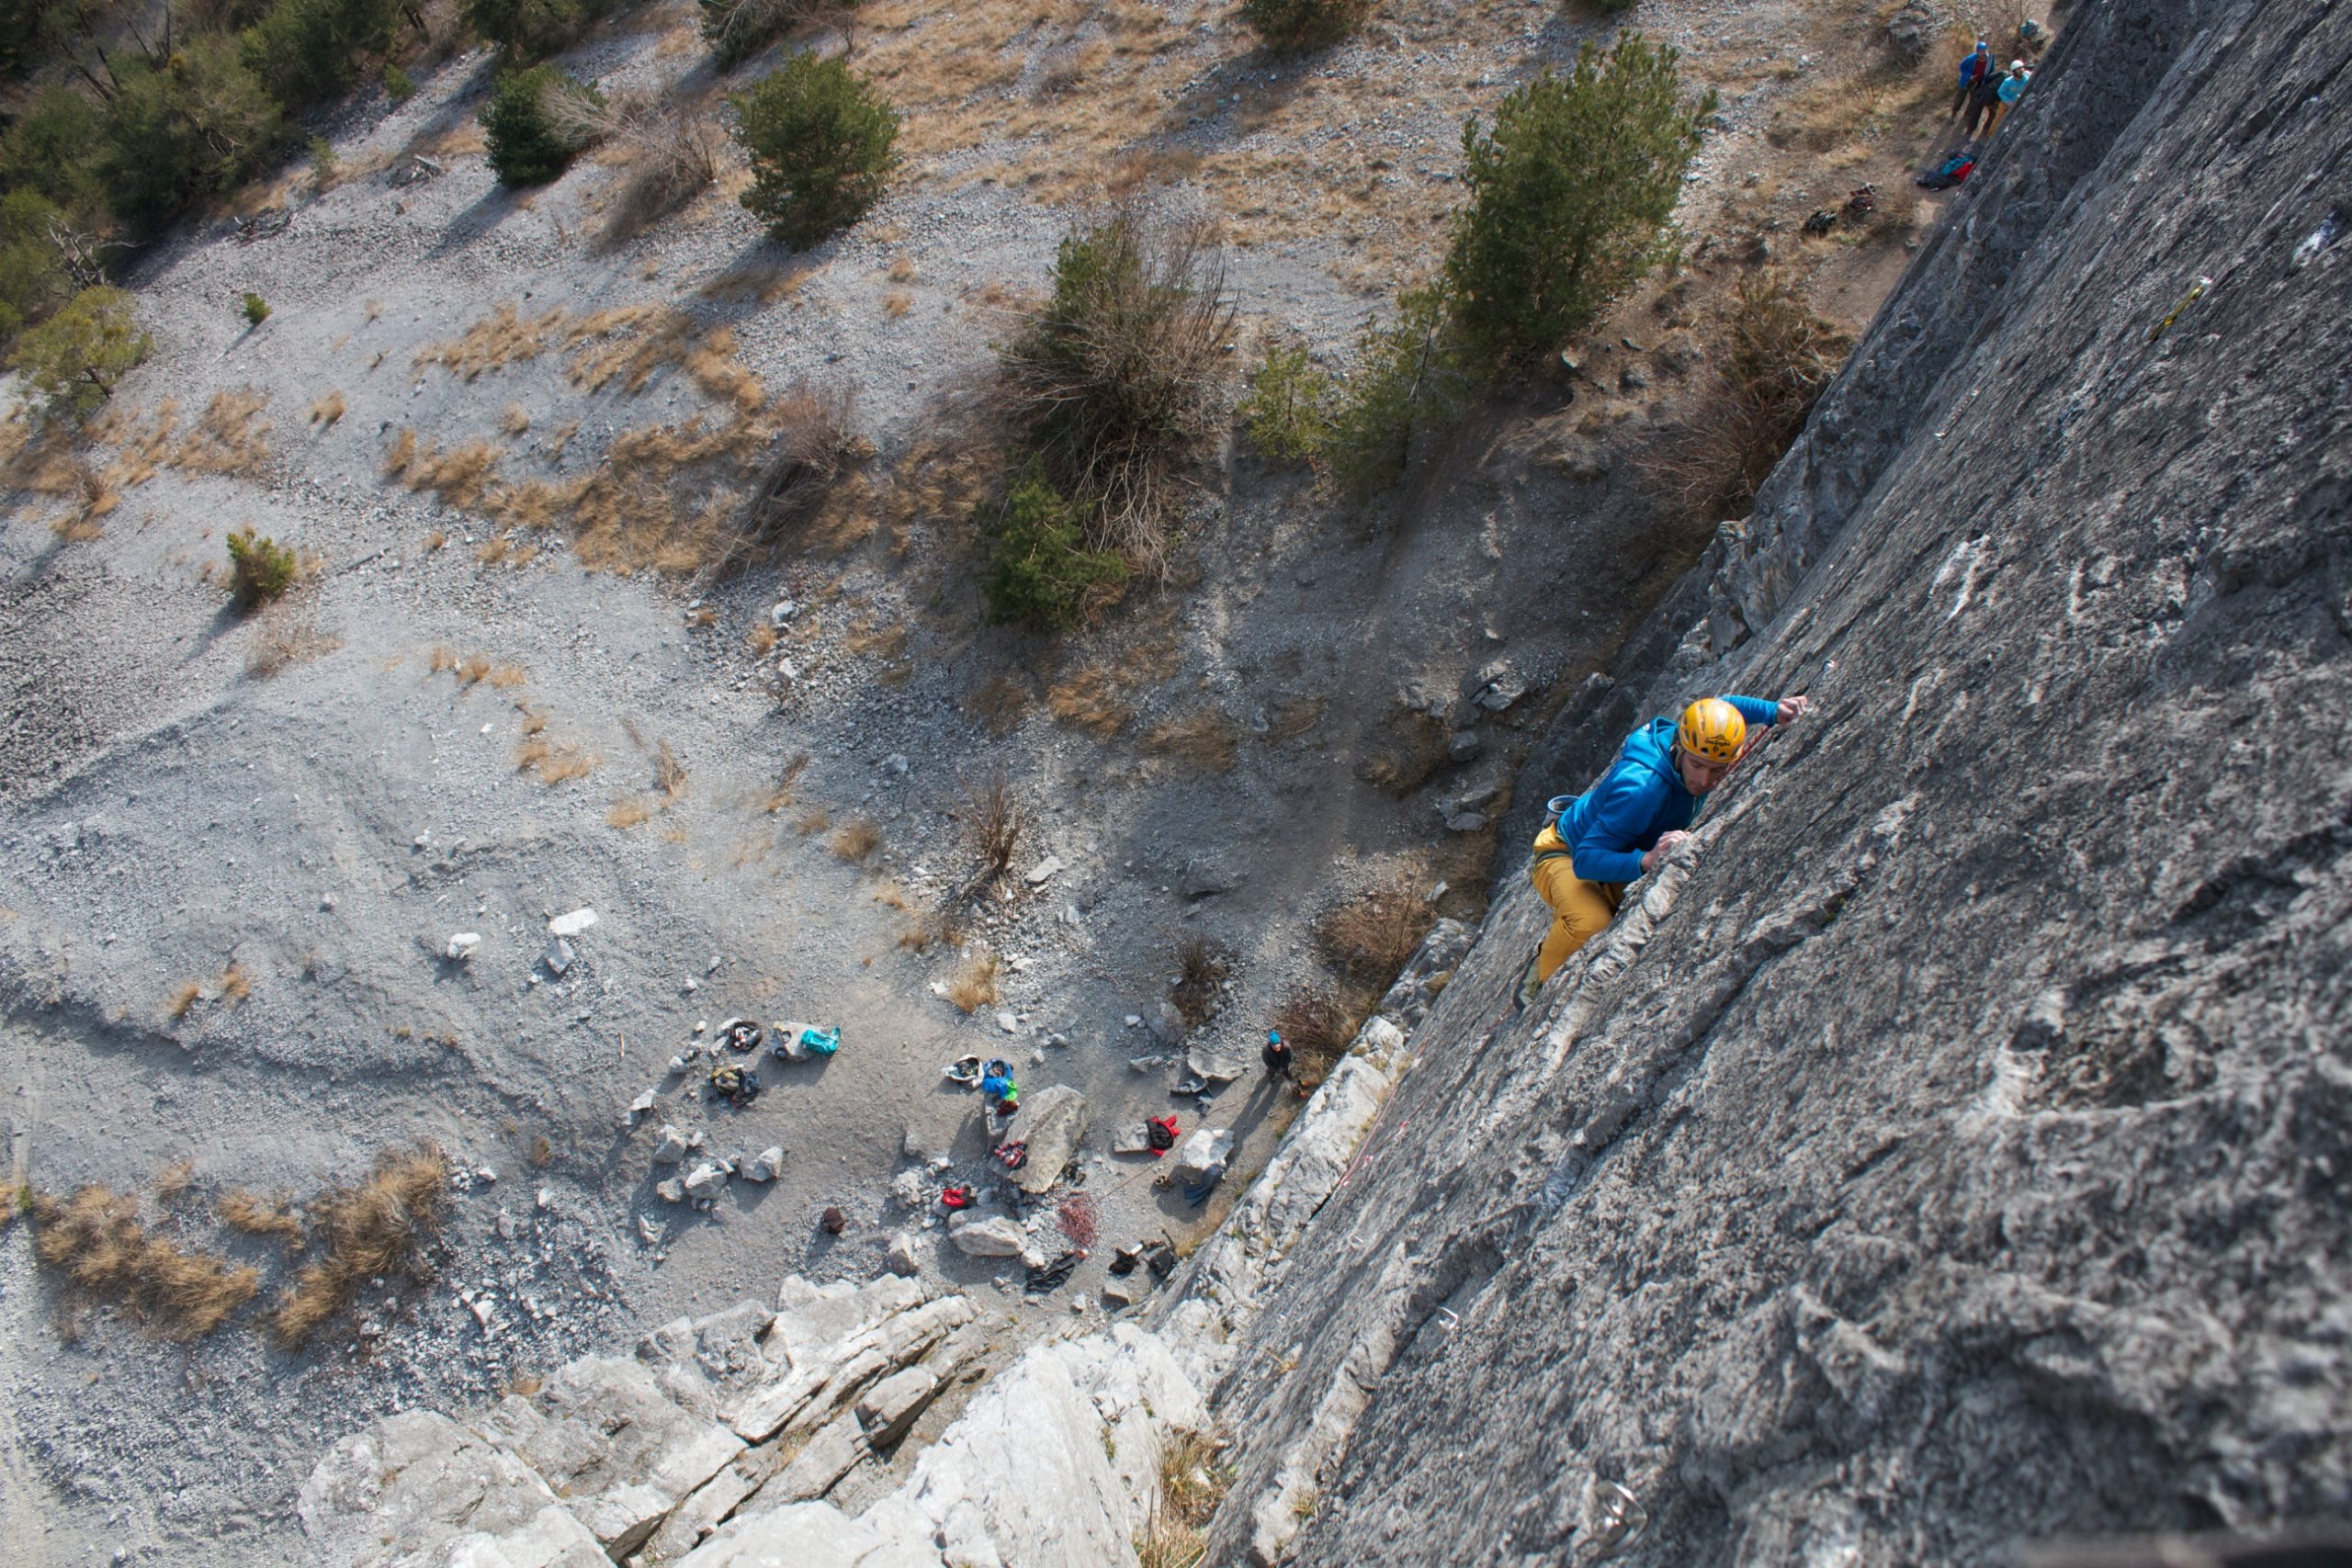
[1201, 0, 2352, 1562]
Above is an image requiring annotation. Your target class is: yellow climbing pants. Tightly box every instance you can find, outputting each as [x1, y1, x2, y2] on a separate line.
[1529, 823, 1625, 983]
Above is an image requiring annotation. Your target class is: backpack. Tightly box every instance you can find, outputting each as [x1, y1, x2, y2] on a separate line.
[1147, 1115, 1179, 1152]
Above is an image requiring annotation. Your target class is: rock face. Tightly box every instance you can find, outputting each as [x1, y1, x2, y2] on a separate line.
[1198, 4, 2352, 1563]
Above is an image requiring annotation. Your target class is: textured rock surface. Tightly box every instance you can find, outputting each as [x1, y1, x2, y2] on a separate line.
[299, 1410, 609, 1568]
[1204, 3, 2352, 1563]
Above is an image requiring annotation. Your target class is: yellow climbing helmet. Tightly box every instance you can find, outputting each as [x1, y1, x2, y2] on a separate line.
[1676, 698, 1747, 765]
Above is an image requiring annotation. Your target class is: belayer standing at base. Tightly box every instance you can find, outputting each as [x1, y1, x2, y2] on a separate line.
[1520, 693, 1812, 1004]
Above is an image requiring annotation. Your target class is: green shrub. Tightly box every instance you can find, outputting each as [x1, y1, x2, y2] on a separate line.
[240, 0, 400, 108]
[242, 291, 271, 325]
[1325, 285, 1469, 497]
[995, 205, 1232, 566]
[382, 61, 416, 100]
[0, 87, 107, 221]
[0, 190, 74, 344]
[11, 285, 149, 423]
[309, 134, 338, 182]
[467, 0, 593, 61]
[481, 65, 605, 186]
[729, 52, 898, 247]
[1442, 32, 1714, 365]
[1238, 0, 1367, 52]
[1236, 341, 1330, 463]
[982, 462, 1126, 631]
[226, 529, 298, 608]
[98, 39, 286, 231]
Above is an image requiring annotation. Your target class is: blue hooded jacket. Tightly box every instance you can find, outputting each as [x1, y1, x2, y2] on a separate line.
[1553, 695, 1780, 883]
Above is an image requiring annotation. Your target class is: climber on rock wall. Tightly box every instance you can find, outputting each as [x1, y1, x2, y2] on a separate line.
[1519, 693, 1813, 1005]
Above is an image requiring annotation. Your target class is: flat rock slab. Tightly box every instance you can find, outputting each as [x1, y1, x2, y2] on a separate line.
[949, 1213, 1027, 1257]
[1012, 1085, 1088, 1194]
[299, 1409, 608, 1568]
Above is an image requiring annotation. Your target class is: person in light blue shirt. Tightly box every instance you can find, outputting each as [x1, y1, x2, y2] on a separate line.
[1989, 62, 2032, 134]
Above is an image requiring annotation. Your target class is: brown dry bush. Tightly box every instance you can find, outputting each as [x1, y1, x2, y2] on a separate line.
[599, 112, 720, 251]
[607, 797, 655, 829]
[1269, 985, 1371, 1079]
[1317, 875, 1433, 981]
[731, 379, 869, 558]
[995, 201, 1236, 572]
[795, 806, 831, 835]
[1171, 934, 1231, 1026]
[1642, 269, 1846, 527]
[1359, 706, 1451, 795]
[309, 392, 346, 426]
[153, 1160, 195, 1202]
[164, 980, 204, 1020]
[269, 1143, 449, 1348]
[1146, 708, 1240, 773]
[219, 1190, 306, 1245]
[945, 949, 1001, 1012]
[30, 1186, 259, 1339]
[830, 817, 882, 863]
[962, 774, 1029, 886]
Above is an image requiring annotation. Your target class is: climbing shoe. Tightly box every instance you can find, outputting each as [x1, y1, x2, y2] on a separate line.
[1513, 953, 1544, 1012]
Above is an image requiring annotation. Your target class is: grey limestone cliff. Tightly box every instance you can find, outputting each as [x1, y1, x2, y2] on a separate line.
[1199, 0, 2352, 1562]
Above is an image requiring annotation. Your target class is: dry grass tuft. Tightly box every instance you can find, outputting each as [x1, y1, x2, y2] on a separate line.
[164, 980, 204, 1021]
[795, 806, 831, 836]
[759, 751, 810, 814]
[30, 1185, 259, 1339]
[1317, 875, 1432, 982]
[655, 739, 688, 800]
[1359, 707, 1451, 795]
[1136, 1429, 1230, 1568]
[962, 774, 1029, 887]
[1264, 697, 1323, 742]
[944, 949, 1001, 1012]
[970, 673, 1032, 735]
[390, 436, 508, 512]
[218, 961, 251, 1003]
[1145, 708, 1239, 773]
[830, 818, 883, 863]
[516, 736, 597, 784]
[247, 617, 342, 678]
[607, 796, 655, 829]
[153, 1160, 195, 1202]
[309, 392, 346, 427]
[173, 389, 273, 477]
[268, 1143, 449, 1348]
[1047, 663, 1136, 737]
[219, 1190, 307, 1245]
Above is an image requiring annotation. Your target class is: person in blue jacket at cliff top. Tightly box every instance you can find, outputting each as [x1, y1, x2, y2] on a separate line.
[1520, 693, 1813, 1003]
[1950, 39, 1993, 118]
